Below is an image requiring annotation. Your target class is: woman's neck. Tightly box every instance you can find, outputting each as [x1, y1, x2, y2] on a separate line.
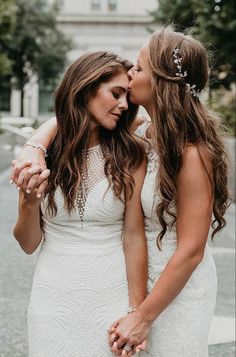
[87, 126, 100, 149]
[144, 104, 154, 121]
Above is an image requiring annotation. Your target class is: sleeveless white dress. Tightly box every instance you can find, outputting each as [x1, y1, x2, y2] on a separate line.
[137, 122, 217, 357]
[27, 144, 129, 357]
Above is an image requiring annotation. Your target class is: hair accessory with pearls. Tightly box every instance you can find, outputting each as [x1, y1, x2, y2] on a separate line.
[173, 47, 200, 97]
[185, 83, 199, 97]
[173, 48, 187, 78]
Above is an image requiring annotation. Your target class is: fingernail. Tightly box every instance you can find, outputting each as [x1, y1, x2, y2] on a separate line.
[26, 189, 31, 194]
[37, 193, 41, 198]
[9, 179, 14, 184]
[17, 186, 21, 191]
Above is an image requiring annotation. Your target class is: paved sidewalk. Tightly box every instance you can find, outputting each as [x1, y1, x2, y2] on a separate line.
[0, 167, 235, 356]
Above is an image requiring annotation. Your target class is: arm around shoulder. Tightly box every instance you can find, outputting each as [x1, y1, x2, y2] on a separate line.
[30, 117, 58, 148]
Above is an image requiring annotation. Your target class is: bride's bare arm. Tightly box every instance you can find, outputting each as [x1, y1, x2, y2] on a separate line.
[28, 117, 57, 146]
[13, 190, 43, 254]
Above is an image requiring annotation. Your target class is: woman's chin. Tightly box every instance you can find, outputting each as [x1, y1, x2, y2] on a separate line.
[106, 122, 118, 131]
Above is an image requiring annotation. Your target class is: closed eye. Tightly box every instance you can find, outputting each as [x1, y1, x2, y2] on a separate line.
[133, 66, 141, 72]
[112, 92, 120, 99]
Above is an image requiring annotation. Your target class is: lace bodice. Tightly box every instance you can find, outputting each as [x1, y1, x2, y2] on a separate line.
[41, 144, 125, 248]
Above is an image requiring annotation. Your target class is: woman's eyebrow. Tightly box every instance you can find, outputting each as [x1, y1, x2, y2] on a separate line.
[112, 86, 128, 93]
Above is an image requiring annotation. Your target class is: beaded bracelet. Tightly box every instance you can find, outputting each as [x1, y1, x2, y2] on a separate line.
[24, 142, 48, 157]
[128, 306, 137, 314]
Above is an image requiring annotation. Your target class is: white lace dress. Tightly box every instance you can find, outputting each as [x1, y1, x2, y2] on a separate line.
[137, 123, 217, 357]
[27, 144, 129, 357]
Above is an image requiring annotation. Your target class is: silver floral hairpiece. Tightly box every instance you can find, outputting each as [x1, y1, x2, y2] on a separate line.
[185, 83, 199, 97]
[173, 48, 187, 78]
[173, 47, 200, 97]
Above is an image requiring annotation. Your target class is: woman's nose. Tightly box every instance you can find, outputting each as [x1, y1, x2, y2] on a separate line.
[119, 97, 128, 111]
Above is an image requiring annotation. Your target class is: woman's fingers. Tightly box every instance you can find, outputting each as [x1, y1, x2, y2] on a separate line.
[135, 339, 147, 352]
[109, 321, 119, 334]
[14, 166, 49, 196]
[120, 347, 133, 357]
[10, 160, 32, 184]
[116, 335, 127, 350]
[111, 341, 122, 355]
[109, 333, 117, 347]
[35, 179, 49, 198]
[16, 167, 33, 189]
[25, 168, 50, 191]
[16, 165, 43, 190]
[24, 174, 40, 193]
[25, 169, 50, 197]
[120, 349, 128, 357]
[35, 169, 50, 187]
[20, 170, 40, 191]
[10, 145, 47, 185]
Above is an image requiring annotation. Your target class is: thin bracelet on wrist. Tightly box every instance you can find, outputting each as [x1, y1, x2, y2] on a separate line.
[23, 142, 48, 157]
[128, 306, 137, 314]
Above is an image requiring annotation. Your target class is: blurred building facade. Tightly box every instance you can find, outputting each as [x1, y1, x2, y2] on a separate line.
[2, 0, 158, 119]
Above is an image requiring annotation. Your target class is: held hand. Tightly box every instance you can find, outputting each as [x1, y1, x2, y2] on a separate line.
[10, 145, 47, 184]
[109, 337, 147, 356]
[109, 310, 151, 354]
[12, 165, 50, 198]
[10, 146, 48, 195]
[119, 340, 147, 357]
[109, 322, 134, 356]
[26, 168, 50, 198]
[18, 169, 50, 203]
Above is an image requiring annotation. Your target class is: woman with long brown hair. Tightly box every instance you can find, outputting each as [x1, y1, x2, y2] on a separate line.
[12, 27, 229, 356]
[108, 27, 229, 356]
[13, 51, 148, 356]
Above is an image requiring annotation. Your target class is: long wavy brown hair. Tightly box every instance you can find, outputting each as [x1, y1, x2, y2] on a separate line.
[147, 27, 229, 245]
[46, 51, 144, 215]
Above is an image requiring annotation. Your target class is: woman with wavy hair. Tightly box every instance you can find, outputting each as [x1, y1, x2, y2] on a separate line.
[13, 51, 148, 356]
[12, 27, 229, 357]
[108, 27, 229, 356]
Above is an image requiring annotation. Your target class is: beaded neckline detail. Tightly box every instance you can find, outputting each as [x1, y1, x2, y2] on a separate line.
[76, 144, 105, 226]
[83, 143, 101, 152]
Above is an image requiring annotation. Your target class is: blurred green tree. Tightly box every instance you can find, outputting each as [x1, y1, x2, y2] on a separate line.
[0, 0, 15, 76]
[150, 0, 236, 90]
[1, 0, 73, 116]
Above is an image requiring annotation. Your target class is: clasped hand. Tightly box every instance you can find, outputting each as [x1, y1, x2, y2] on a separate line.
[10, 146, 49, 197]
[108, 310, 151, 356]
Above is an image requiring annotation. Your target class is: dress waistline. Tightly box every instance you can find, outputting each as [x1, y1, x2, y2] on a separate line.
[42, 238, 123, 256]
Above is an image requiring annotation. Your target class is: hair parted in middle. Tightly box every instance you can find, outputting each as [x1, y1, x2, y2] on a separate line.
[46, 51, 145, 215]
[147, 26, 229, 246]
